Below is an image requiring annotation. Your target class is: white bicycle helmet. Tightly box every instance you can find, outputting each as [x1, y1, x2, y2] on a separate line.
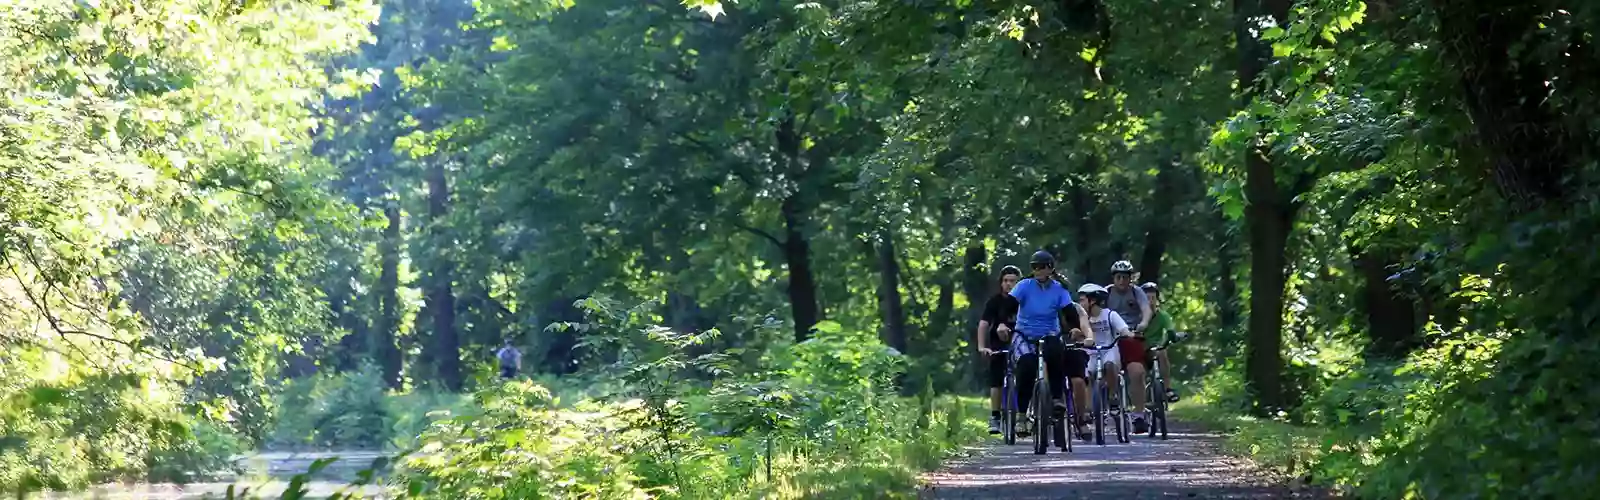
[1078, 283, 1109, 305]
[1110, 260, 1135, 274]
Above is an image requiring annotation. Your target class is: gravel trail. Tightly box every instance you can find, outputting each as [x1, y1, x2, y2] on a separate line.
[920, 421, 1329, 499]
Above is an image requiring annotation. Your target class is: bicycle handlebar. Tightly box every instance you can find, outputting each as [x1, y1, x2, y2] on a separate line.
[1146, 331, 1190, 352]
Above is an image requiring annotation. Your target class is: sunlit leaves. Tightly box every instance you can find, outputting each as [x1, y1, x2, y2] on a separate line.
[683, 0, 726, 20]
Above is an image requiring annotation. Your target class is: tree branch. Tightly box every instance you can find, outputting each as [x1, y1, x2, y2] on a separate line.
[2, 244, 204, 372]
[731, 219, 785, 249]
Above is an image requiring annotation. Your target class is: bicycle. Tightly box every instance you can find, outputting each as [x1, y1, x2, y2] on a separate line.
[998, 348, 1017, 446]
[1143, 331, 1188, 440]
[1000, 336, 1073, 454]
[1082, 343, 1130, 445]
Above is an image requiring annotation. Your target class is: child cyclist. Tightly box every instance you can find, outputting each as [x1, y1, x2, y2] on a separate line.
[1141, 282, 1180, 403]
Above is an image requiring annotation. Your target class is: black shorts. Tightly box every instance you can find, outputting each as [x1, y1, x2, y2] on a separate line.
[990, 336, 1090, 388]
[987, 350, 1008, 388]
[1063, 348, 1089, 380]
[499, 366, 517, 379]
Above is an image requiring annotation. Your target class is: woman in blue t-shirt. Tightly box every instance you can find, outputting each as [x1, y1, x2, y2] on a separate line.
[1007, 250, 1093, 437]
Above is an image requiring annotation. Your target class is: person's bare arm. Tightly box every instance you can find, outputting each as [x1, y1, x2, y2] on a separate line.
[1076, 303, 1093, 344]
[1137, 289, 1153, 332]
[977, 320, 991, 353]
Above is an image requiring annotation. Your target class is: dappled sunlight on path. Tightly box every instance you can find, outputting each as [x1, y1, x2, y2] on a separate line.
[921, 425, 1328, 499]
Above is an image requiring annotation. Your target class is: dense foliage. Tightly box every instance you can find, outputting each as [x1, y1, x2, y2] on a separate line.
[3, 0, 1596, 497]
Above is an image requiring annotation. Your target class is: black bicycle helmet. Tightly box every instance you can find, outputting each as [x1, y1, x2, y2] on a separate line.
[1029, 250, 1055, 267]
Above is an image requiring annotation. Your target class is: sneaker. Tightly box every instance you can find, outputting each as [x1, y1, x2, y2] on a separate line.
[1015, 417, 1033, 437]
[1133, 416, 1149, 434]
[987, 416, 1002, 435]
[1076, 421, 1092, 441]
[1052, 402, 1068, 420]
[1165, 388, 1180, 403]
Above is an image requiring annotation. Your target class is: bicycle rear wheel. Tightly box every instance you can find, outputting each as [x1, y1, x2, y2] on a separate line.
[1055, 387, 1071, 452]
[1153, 377, 1169, 440]
[1003, 366, 1017, 445]
[1031, 378, 1049, 454]
[1115, 375, 1130, 444]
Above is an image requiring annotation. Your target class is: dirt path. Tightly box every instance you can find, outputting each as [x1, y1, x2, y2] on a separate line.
[920, 422, 1328, 499]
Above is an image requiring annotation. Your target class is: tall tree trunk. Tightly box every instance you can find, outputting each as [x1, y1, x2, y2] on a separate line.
[931, 268, 956, 343]
[1235, 0, 1293, 414]
[423, 162, 462, 391]
[1243, 160, 1292, 413]
[1433, 0, 1574, 209]
[961, 244, 990, 391]
[928, 204, 957, 344]
[782, 194, 820, 343]
[376, 204, 405, 388]
[1139, 153, 1179, 284]
[876, 231, 910, 354]
[662, 245, 707, 334]
[330, 288, 364, 372]
[1353, 246, 1420, 359]
[1070, 182, 1097, 283]
[1215, 237, 1243, 363]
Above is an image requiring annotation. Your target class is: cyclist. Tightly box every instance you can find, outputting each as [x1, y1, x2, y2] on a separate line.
[977, 265, 1022, 435]
[1141, 282, 1180, 403]
[1079, 283, 1135, 426]
[1007, 250, 1086, 436]
[1051, 271, 1095, 440]
[1106, 260, 1153, 434]
[496, 339, 522, 379]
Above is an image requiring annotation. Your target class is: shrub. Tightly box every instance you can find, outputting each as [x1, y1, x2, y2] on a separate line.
[390, 298, 983, 500]
[266, 365, 391, 449]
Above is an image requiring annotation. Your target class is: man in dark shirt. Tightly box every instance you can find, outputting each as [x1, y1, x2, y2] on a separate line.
[977, 265, 1022, 434]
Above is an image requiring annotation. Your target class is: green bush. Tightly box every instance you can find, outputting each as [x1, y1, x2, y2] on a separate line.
[267, 365, 391, 449]
[400, 382, 649, 499]
[0, 373, 237, 493]
[392, 298, 984, 500]
[146, 418, 246, 484]
[1182, 326, 1600, 499]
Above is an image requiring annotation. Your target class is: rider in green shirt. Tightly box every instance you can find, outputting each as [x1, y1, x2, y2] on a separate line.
[1140, 282, 1180, 402]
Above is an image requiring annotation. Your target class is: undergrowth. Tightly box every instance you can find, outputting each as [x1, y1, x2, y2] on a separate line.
[1174, 324, 1600, 499]
[232, 297, 988, 499]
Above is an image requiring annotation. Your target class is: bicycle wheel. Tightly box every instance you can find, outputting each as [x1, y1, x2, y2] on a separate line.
[1055, 384, 1071, 452]
[1153, 376, 1169, 440]
[1032, 378, 1049, 454]
[1113, 374, 1129, 443]
[1003, 370, 1017, 445]
[1145, 374, 1157, 439]
[1093, 378, 1106, 446]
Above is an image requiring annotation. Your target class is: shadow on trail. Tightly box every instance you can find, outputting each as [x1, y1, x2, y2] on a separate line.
[921, 426, 1328, 500]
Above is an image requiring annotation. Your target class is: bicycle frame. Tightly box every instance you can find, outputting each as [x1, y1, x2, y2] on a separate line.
[1143, 333, 1184, 440]
[1000, 348, 1017, 445]
[1083, 343, 1130, 445]
[1000, 334, 1074, 453]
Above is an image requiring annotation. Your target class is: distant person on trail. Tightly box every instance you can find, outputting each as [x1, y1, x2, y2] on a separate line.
[1006, 250, 1092, 438]
[1141, 281, 1181, 403]
[977, 265, 1022, 435]
[496, 339, 522, 380]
